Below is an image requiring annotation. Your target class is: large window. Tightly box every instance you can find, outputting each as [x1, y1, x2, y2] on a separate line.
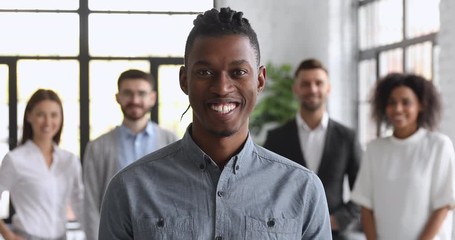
[0, 0, 213, 160]
[357, 0, 440, 145]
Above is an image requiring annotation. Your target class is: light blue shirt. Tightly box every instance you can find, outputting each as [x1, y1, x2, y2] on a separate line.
[117, 121, 157, 170]
[100, 125, 332, 240]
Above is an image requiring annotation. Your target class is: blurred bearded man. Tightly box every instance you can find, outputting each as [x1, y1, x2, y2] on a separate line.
[82, 69, 178, 240]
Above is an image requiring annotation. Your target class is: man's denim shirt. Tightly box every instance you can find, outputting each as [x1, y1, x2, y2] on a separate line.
[99, 126, 332, 240]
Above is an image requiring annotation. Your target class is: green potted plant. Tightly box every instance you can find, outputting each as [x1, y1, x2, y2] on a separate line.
[250, 62, 298, 139]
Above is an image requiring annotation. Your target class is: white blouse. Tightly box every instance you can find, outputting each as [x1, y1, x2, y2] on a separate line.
[0, 140, 84, 239]
[351, 128, 455, 239]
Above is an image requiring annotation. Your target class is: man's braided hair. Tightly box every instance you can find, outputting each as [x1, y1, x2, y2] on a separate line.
[184, 7, 261, 66]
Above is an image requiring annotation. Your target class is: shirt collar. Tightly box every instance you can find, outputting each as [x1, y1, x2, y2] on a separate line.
[119, 121, 154, 137]
[24, 139, 60, 165]
[25, 139, 58, 151]
[296, 111, 329, 131]
[182, 124, 253, 174]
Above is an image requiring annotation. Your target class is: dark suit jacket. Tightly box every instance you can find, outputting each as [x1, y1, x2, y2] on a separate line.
[263, 118, 362, 232]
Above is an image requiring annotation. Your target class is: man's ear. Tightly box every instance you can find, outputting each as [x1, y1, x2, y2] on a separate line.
[179, 66, 188, 95]
[115, 93, 120, 104]
[257, 65, 266, 93]
[149, 91, 157, 107]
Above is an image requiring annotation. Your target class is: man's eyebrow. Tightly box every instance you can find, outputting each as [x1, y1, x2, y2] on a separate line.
[193, 60, 211, 66]
[230, 59, 249, 66]
[192, 59, 251, 67]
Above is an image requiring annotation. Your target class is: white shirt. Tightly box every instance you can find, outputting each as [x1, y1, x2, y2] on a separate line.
[0, 140, 84, 239]
[351, 128, 455, 240]
[296, 112, 329, 172]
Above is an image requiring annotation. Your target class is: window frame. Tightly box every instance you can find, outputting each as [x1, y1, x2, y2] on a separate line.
[357, 0, 439, 145]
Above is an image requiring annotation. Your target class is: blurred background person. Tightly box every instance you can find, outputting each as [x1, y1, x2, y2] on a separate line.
[263, 58, 362, 239]
[0, 89, 84, 240]
[351, 73, 455, 239]
[82, 69, 178, 240]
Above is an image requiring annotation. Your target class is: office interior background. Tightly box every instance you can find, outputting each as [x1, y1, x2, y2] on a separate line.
[0, 0, 454, 237]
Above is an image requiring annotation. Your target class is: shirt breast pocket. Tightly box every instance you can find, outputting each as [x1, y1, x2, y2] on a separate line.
[134, 216, 194, 240]
[245, 216, 300, 240]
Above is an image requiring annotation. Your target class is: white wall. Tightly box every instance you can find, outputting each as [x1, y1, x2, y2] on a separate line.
[215, 0, 358, 128]
[439, 0, 455, 144]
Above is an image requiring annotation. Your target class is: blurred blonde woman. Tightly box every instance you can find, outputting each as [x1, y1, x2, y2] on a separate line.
[0, 89, 84, 240]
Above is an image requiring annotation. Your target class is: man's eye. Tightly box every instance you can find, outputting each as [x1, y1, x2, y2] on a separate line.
[197, 70, 213, 77]
[232, 69, 247, 77]
[138, 91, 148, 97]
[121, 91, 133, 97]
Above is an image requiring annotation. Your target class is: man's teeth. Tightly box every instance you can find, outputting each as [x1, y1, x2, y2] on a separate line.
[211, 103, 236, 113]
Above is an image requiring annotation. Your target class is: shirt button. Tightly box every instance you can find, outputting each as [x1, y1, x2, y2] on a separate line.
[157, 218, 164, 227]
[235, 165, 240, 170]
[217, 191, 224, 197]
[267, 219, 275, 227]
[199, 163, 205, 170]
[215, 236, 222, 240]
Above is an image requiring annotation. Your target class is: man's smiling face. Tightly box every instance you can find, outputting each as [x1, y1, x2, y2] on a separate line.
[180, 34, 265, 138]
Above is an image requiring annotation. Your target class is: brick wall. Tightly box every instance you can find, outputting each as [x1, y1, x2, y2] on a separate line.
[439, 0, 455, 144]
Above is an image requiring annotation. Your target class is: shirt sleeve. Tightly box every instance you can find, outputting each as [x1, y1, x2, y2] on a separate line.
[430, 136, 455, 210]
[82, 141, 103, 240]
[301, 173, 332, 239]
[98, 173, 133, 240]
[0, 154, 17, 192]
[350, 147, 374, 209]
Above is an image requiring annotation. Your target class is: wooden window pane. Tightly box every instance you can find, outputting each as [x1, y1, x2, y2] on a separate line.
[359, 0, 403, 50]
[406, 0, 440, 38]
[379, 48, 403, 76]
[89, 14, 194, 57]
[0, 13, 79, 56]
[405, 41, 433, 80]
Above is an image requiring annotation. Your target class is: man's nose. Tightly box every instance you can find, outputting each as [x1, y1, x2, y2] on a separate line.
[211, 72, 234, 95]
[309, 83, 318, 93]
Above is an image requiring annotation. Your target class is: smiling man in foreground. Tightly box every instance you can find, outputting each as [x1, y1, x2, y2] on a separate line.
[98, 7, 332, 239]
